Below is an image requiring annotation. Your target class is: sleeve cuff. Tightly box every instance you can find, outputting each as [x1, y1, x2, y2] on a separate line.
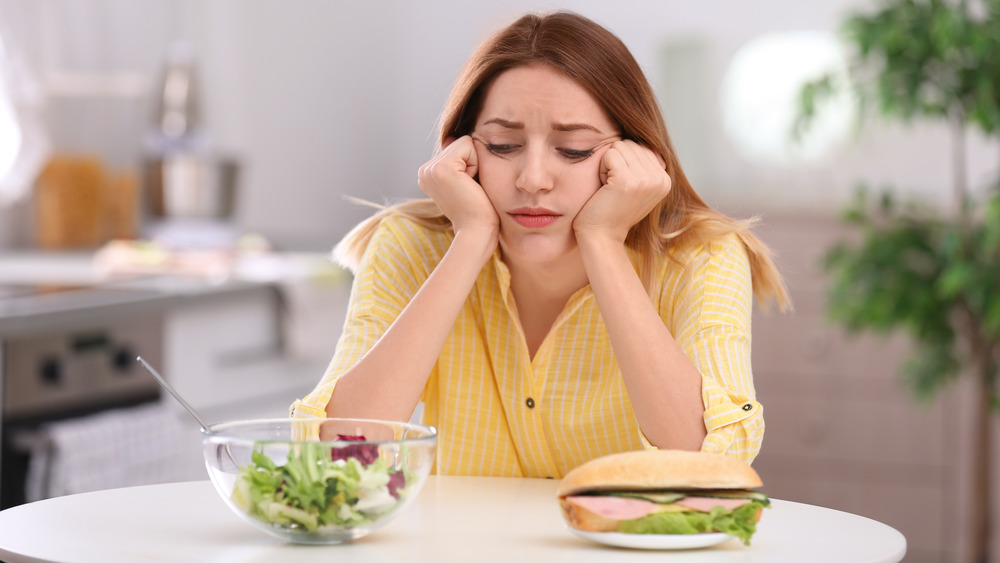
[700, 399, 762, 459]
[638, 432, 659, 450]
[289, 400, 327, 441]
[704, 399, 760, 433]
[289, 399, 327, 419]
[637, 399, 760, 453]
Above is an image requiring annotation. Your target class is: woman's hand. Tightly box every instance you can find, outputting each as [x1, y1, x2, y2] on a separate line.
[418, 136, 499, 244]
[573, 140, 671, 245]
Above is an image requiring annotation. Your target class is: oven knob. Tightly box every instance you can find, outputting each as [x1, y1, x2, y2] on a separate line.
[40, 356, 62, 385]
[111, 347, 136, 373]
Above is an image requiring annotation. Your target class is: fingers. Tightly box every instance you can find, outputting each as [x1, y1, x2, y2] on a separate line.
[654, 150, 667, 170]
[417, 135, 498, 235]
[599, 144, 628, 185]
[600, 140, 670, 191]
[442, 135, 479, 178]
[458, 136, 479, 179]
[605, 140, 665, 171]
[442, 135, 478, 178]
[419, 136, 478, 192]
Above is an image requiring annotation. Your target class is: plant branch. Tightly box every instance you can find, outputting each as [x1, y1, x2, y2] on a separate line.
[951, 111, 971, 227]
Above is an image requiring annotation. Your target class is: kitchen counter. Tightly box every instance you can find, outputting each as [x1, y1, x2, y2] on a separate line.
[0, 251, 350, 406]
[0, 251, 286, 338]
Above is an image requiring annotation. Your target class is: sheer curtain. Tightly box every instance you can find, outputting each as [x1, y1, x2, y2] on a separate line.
[0, 2, 48, 206]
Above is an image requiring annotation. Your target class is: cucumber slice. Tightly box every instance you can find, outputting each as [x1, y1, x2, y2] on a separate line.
[594, 489, 770, 506]
[602, 491, 687, 504]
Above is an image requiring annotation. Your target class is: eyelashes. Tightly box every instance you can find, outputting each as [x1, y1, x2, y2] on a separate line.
[482, 143, 597, 161]
[560, 148, 597, 160]
[483, 143, 516, 155]
[471, 133, 619, 162]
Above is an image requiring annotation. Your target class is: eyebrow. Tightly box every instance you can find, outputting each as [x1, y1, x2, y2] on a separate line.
[481, 118, 603, 134]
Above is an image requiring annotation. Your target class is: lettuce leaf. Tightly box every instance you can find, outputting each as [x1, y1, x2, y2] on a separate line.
[618, 501, 765, 545]
[232, 440, 412, 533]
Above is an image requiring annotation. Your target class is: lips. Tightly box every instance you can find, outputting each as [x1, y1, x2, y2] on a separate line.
[508, 207, 561, 229]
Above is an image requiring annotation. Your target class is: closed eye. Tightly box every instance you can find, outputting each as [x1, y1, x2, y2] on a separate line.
[482, 142, 597, 161]
[485, 143, 518, 156]
[560, 148, 596, 161]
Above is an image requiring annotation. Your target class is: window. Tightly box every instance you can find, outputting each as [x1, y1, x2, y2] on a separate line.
[720, 31, 854, 166]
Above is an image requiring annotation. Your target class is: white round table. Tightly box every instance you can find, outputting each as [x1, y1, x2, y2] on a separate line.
[0, 476, 906, 563]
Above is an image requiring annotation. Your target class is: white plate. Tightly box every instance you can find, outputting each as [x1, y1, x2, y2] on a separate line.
[568, 527, 733, 550]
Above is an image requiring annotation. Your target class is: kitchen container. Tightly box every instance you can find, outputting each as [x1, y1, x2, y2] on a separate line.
[144, 154, 238, 220]
[34, 155, 139, 249]
[203, 417, 437, 544]
[143, 41, 238, 222]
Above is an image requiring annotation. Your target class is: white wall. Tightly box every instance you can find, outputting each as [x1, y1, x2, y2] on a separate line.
[1, 0, 997, 250]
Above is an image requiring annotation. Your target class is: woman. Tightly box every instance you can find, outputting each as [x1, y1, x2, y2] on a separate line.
[291, 11, 788, 478]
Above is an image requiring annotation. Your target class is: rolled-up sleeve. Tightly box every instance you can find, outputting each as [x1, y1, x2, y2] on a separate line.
[665, 234, 763, 463]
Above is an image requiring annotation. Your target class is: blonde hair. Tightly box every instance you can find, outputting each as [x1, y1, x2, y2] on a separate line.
[334, 12, 789, 312]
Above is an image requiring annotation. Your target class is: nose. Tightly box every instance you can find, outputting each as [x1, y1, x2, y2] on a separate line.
[515, 147, 554, 193]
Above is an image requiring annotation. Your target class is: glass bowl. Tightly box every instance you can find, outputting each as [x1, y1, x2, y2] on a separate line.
[203, 417, 437, 544]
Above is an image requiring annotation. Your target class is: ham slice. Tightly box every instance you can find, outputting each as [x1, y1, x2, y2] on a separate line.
[566, 494, 753, 522]
[565, 496, 661, 520]
[675, 496, 752, 512]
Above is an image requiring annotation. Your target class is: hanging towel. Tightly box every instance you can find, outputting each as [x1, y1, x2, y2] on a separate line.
[25, 402, 204, 501]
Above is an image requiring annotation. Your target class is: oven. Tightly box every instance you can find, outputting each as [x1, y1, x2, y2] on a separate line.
[0, 273, 347, 509]
[0, 283, 164, 509]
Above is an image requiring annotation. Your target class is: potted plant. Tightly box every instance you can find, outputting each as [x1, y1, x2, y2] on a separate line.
[796, 0, 1000, 561]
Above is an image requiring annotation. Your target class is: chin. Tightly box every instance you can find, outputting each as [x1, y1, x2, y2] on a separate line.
[500, 233, 578, 264]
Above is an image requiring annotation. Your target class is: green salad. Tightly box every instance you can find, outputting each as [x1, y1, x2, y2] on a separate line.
[230, 435, 414, 532]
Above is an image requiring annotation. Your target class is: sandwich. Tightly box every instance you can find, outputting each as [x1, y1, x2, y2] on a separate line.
[557, 449, 769, 545]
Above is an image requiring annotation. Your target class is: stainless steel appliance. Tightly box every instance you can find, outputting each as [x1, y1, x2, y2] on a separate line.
[0, 284, 164, 508]
[142, 40, 242, 246]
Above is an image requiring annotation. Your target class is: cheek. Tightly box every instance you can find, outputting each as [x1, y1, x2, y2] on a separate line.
[476, 157, 512, 205]
[569, 161, 603, 199]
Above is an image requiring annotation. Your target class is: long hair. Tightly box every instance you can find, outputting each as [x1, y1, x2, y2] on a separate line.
[335, 11, 789, 311]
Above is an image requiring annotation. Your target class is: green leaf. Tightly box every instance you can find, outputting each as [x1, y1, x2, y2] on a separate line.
[936, 263, 974, 298]
[801, 0, 1000, 136]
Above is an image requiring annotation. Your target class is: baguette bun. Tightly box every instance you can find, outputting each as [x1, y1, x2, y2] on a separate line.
[557, 450, 762, 497]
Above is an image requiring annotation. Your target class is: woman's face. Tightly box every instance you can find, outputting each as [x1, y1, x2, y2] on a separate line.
[473, 64, 620, 265]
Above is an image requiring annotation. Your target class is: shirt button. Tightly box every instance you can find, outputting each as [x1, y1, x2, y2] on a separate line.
[525, 397, 535, 409]
[742, 403, 753, 411]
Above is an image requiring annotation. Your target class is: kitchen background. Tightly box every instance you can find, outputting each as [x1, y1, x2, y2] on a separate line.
[0, 1, 997, 562]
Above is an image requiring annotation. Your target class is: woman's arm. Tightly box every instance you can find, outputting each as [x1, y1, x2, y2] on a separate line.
[576, 236, 708, 450]
[325, 137, 499, 422]
[573, 140, 706, 450]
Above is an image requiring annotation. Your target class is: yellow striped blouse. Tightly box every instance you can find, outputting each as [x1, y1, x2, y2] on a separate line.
[290, 214, 763, 477]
